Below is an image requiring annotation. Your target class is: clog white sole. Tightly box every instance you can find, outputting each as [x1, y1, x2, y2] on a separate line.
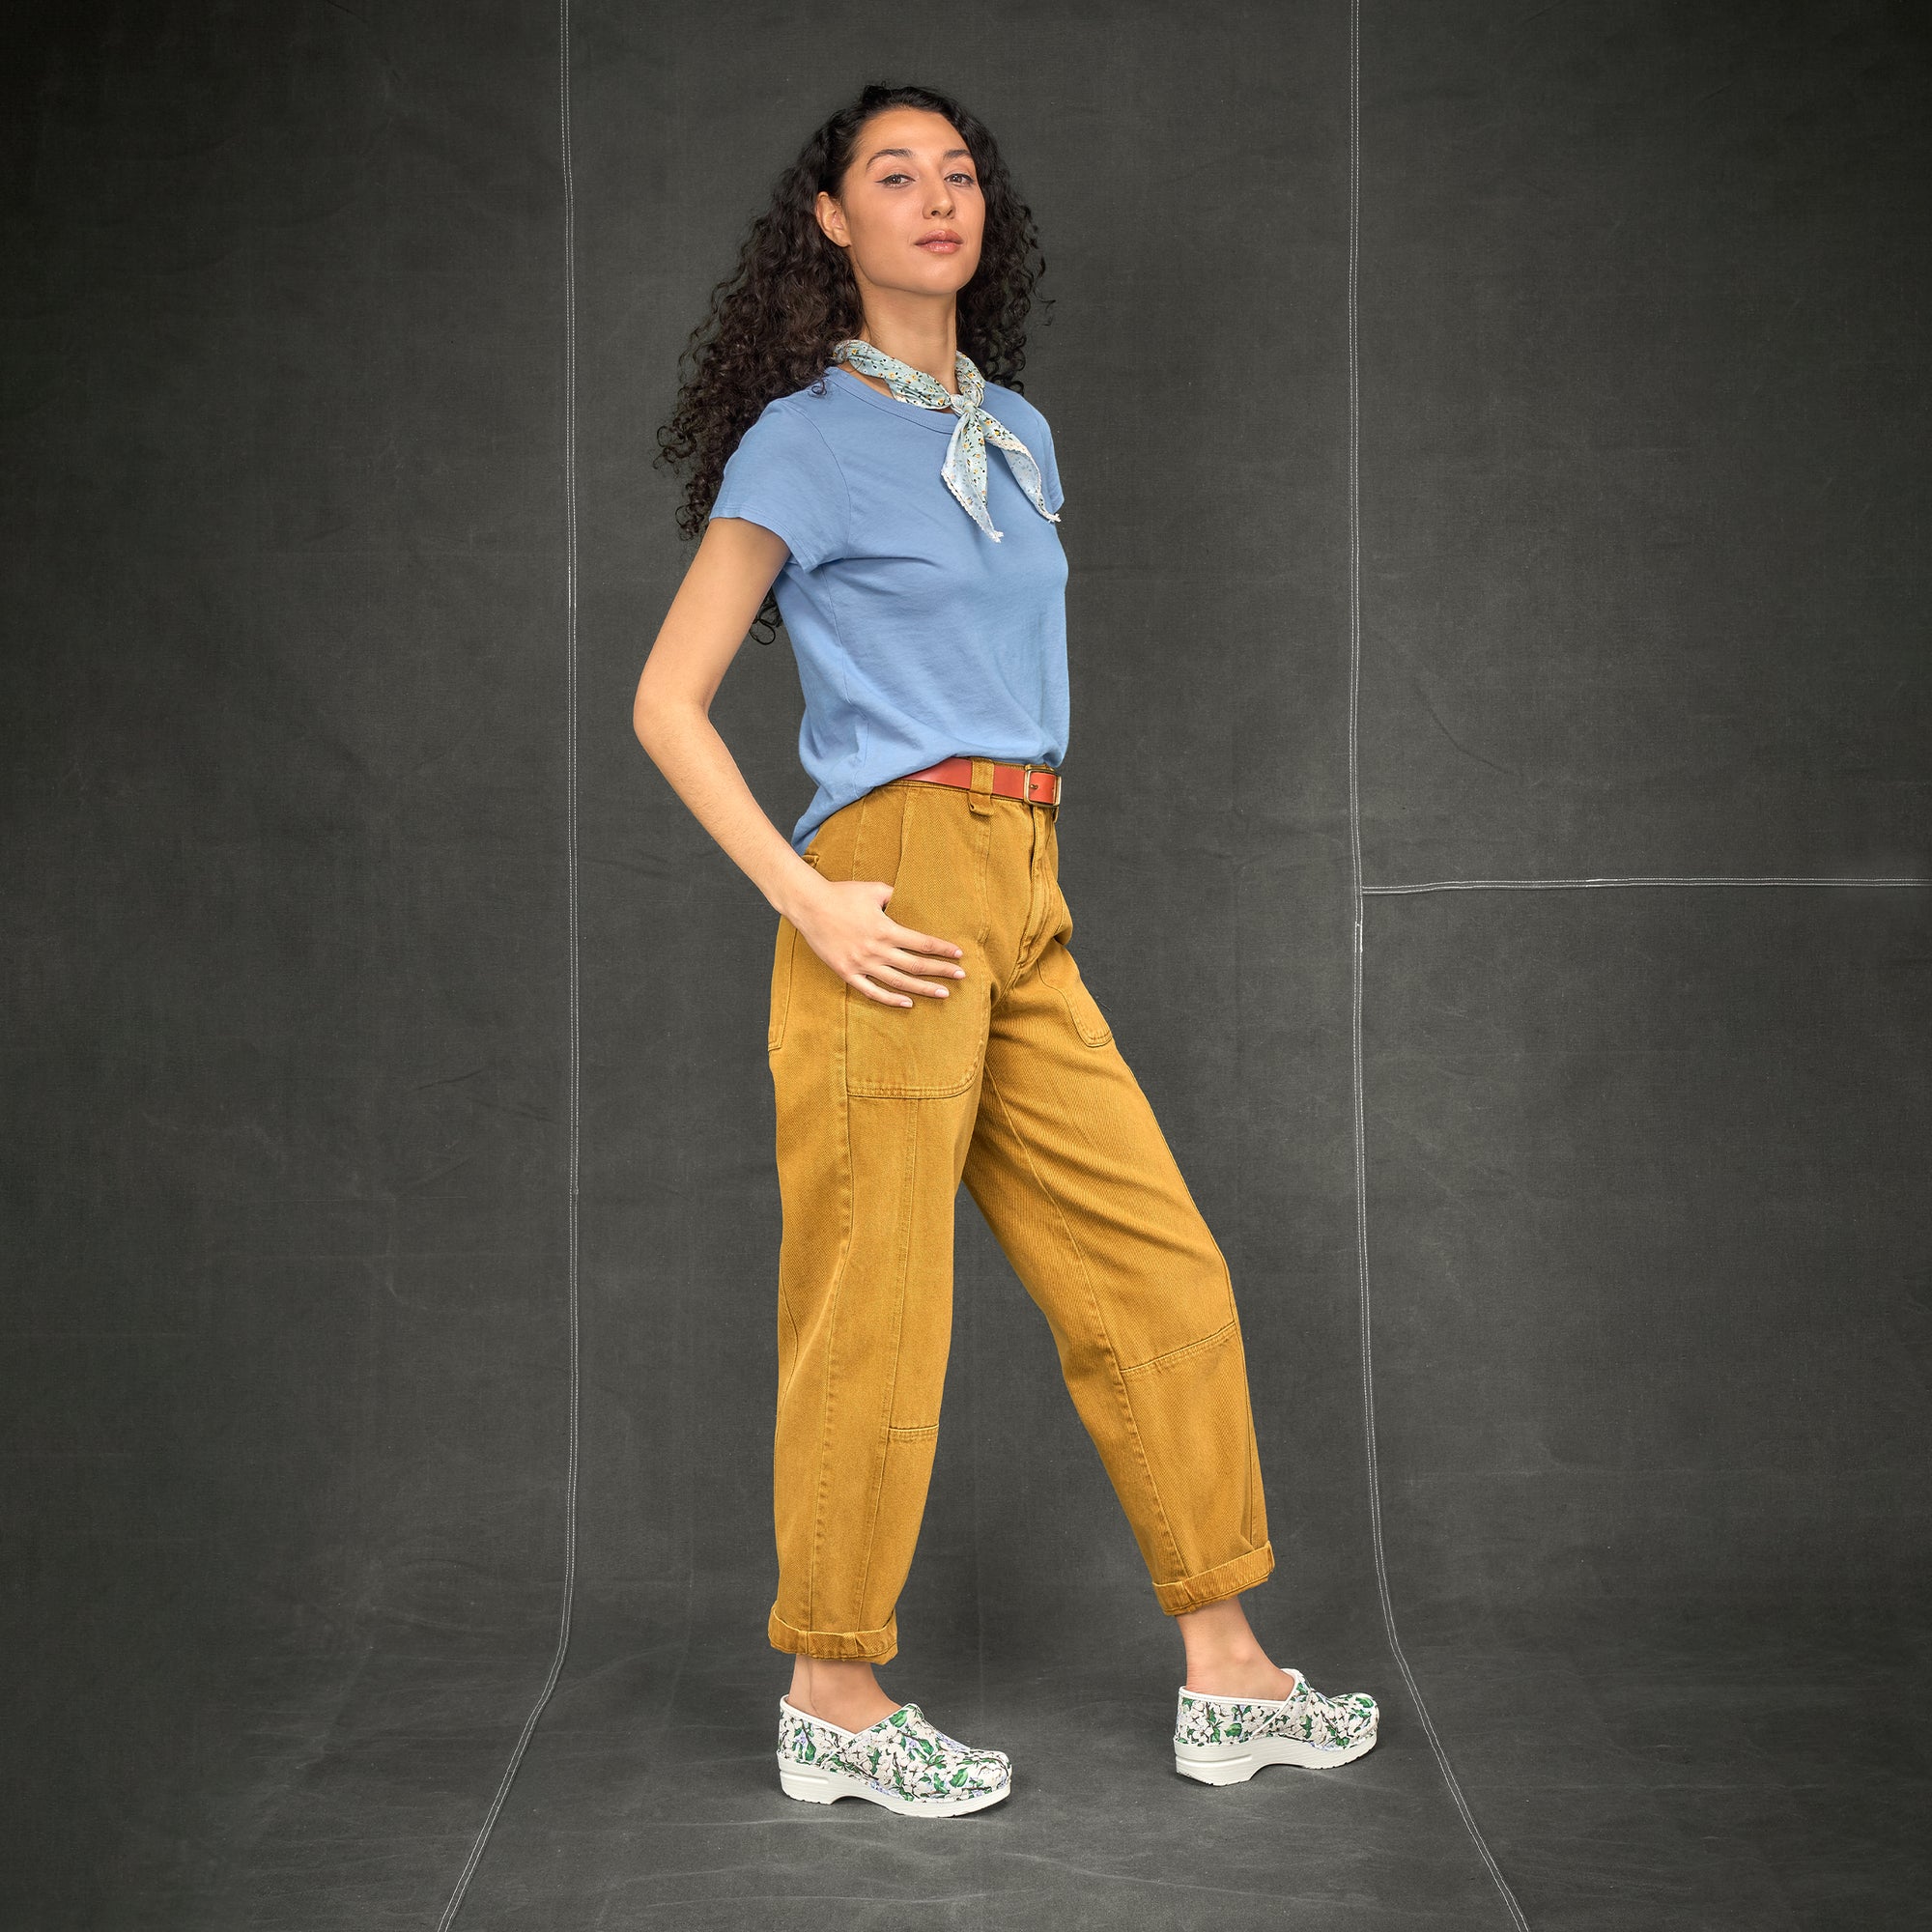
[777, 1757, 1011, 1816]
[1174, 1727, 1378, 1784]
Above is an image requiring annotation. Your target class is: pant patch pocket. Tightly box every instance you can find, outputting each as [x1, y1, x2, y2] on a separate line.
[767, 852, 822, 1054]
[841, 791, 988, 1097]
[1036, 939, 1114, 1048]
[845, 980, 988, 1097]
[768, 920, 799, 1053]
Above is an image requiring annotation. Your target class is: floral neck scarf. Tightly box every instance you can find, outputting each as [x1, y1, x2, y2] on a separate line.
[830, 338, 1061, 543]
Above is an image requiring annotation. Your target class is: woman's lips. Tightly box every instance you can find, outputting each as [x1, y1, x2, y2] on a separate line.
[917, 237, 962, 252]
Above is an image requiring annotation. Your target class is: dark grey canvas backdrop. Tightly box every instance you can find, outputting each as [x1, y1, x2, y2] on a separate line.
[4, 2, 1927, 1927]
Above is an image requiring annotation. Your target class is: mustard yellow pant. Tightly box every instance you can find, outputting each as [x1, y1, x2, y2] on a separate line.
[765, 764, 1274, 1661]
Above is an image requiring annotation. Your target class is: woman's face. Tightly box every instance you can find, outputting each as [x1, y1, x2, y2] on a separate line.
[816, 108, 984, 301]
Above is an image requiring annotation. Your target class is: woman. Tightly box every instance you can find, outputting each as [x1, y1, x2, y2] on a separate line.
[636, 81, 1378, 1816]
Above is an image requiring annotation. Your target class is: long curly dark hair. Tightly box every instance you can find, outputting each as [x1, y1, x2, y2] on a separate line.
[654, 82, 1051, 644]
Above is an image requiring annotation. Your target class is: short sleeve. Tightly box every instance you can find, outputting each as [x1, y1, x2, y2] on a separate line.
[991, 390, 1063, 517]
[1034, 413, 1064, 515]
[710, 401, 850, 571]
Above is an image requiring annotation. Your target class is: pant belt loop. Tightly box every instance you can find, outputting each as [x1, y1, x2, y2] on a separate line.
[967, 756, 996, 816]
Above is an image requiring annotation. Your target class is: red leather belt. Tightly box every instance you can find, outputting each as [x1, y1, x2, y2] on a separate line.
[901, 754, 1063, 806]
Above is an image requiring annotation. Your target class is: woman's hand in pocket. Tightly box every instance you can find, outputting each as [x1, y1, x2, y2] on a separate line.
[790, 875, 966, 1009]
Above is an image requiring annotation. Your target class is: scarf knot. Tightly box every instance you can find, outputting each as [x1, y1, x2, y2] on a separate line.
[831, 339, 1061, 542]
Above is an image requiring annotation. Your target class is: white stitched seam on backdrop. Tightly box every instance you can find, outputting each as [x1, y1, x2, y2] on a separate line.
[1346, 1, 1534, 1924]
[436, 0, 583, 1924]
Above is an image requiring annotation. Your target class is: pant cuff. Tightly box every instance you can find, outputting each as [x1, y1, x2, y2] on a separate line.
[768, 1604, 899, 1662]
[1152, 1541, 1276, 1616]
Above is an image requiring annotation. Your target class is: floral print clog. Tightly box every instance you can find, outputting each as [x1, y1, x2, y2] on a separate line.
[1174, 1668, 1380, 1784]
[777, 1696, 1012, 1816]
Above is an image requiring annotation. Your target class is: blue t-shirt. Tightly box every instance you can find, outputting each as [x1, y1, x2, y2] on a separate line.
[709, 362, 1069, 853]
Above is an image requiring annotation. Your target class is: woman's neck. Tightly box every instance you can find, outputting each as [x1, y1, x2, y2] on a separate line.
[845, 302, 959, 397]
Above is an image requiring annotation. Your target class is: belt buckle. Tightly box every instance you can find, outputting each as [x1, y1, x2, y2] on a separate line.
[1021, 761, 1060, 807]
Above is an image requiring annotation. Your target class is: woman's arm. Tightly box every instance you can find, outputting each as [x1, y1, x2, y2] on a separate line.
[632, 518, 966, 1009]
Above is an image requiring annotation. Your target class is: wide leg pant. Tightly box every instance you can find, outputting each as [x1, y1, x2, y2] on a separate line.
[765, 761, 1274, 1661]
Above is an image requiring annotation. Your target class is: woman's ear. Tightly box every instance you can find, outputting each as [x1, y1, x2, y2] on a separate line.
[813, 190, 849, 249]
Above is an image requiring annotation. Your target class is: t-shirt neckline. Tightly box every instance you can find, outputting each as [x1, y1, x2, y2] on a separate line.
[825, 362, 961, 436]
